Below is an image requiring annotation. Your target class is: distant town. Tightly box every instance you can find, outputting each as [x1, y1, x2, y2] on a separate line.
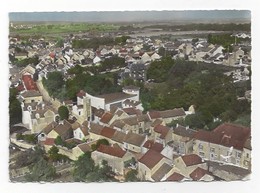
[9, 12, 251, 182]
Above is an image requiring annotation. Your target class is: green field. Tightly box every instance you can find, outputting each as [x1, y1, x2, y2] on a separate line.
[10, 23, 119, 35]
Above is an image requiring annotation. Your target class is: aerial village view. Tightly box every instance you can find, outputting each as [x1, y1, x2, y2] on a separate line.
[8, 10, 251, 182]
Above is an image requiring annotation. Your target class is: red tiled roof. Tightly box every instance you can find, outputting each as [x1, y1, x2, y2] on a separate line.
[143, 140, 164, 153]
[122, 107, 141, 116]
[139, 149, 164, 169]
[154, 125, 170, 139]
[22, 75, 38, 91]
[213, 123, 250, 150]
[100, 127, 116, 139]
[148, 111, 161, 119]
[44, 138, 55, 146]
[189, 167, 211, 181]
[100, 112, 113, 124]
[181, 154, 203, 167]
[194, 123, 251, 150]
[97, 144, 126, 158]
[166, 172, 185, 182]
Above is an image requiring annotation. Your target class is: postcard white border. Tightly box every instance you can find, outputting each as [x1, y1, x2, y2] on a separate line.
[1, 0, 259, 193]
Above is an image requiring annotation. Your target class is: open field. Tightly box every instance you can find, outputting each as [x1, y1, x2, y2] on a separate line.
[10, 23, 119, 35]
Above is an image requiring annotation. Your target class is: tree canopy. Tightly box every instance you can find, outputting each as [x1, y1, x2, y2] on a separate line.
[9, 88, 22, 125]
[58, 106, 69, 120]
[42, 71, 65, 99]
[143, 59, 250, 130]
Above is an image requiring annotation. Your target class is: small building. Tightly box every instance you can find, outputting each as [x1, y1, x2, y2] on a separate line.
[91, 144, 134, 175]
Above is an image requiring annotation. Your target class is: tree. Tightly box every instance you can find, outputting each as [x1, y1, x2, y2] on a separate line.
[73, 152, 95, 182]
[48, 146, 59, 161]
[25, 157, 56, 182]
[58, 106, 69, 120]
[125, 169, 139, 182]
[9, 88, 22, 125]
[86, 160, 116, 182]
[42, 71, 65, 99]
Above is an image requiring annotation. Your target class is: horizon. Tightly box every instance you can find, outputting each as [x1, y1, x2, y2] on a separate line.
[9, 10, 251, 23]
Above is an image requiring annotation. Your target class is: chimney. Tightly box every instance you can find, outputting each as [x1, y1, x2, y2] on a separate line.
[186, 126, 189, 130]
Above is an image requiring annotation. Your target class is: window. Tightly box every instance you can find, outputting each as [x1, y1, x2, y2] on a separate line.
[246, 153, 250, 159]
[79, 111, 81, 115]
[210, 147, 215, 153]
[199, 143, 203, 150]
[236, 152, 241, 158]
[79, 132, 82, 139]
[199, 152, 205, 157]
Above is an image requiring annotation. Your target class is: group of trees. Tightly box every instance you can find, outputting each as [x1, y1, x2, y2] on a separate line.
[144, 58, 251, 129]
[143, 23, 251, 32]
[73, 151, 116, 182]
[207, 34, 242, 53]
[9, 88, 22, 125]
[12, 55, 39, 67]
[43, 67, 122, 101]
[14, 146, 57, 182]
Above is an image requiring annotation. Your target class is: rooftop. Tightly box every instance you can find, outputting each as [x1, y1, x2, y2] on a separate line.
[194, 123, 251, 150]
[124, 132, 146, 147]
[151, 163, 172, 182]
[97, 144, 126, 158]
[139, 149, 164, 169]
[189, 167, 211, 181]
[22, 75, 38, 91]
[166, 172, 185, 182]
[181, 154, 203, 167]
[97, 92, 137, 104]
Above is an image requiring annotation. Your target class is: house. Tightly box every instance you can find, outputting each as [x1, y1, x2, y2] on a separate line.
[151, 163, 172, 182]
[152, 125, 172, 146]
[72, 121, 89, 141]
[20, 90, 43, 104]
[99, 112, 114, 126]
[93, 56, 102, 64]
[21, 74, 38, 91]
[208, 160, 251, 181]
[172, 124, 197, 155]
[165, 172, 186, 182]
[88, 122, 104, 141]
[21, 102, 57, 133]
[174, 154, 207, 178]
[85, 87, 140, 112]
[91, 144, 134, 175]
[189, 167, 214, 181]
[72, 142, 92, 160]
[46, 120, 73, 141]
[138, 149, 171, 181]
[141, 140, 164, 154]
[110, 130, 127, 148]
[193, 123, 251, 168]
[159, 108, 186, 124]
[123, 132, 146, 153]
[141, 52, 151, 63]
[100, 126, 117, 143]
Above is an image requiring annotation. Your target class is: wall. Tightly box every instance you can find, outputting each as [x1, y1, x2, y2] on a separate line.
[86, 92, 105, 110]
[23, 95, 43, 104]
[91, 151, 126, 175]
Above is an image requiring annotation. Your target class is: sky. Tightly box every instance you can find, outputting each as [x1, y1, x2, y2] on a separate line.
[9, 10, 251, 23]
